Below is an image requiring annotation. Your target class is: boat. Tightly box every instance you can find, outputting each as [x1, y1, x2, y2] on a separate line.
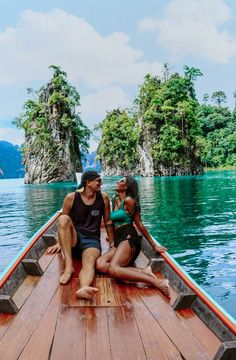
[0, 211, 235, 360]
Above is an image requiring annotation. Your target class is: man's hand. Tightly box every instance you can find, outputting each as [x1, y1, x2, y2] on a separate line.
[47, 243, 61, 254]
[154, 244, 167, 253]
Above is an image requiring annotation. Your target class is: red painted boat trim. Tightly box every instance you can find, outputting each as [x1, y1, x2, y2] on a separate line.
[0, 211, 61, 288]
[161, 251, 236, 335]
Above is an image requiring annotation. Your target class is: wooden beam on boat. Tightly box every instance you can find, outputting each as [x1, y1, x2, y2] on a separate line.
[192, 297, 236, 343]
[0, 263, 28, 313]
[213, 341, 236, 360]
[22, 259, 44, 276]
[0, 211, 60, 289]
[42, 233, 57, 247]
[172, 291, 197, 310]
[0, 296, 18, 314]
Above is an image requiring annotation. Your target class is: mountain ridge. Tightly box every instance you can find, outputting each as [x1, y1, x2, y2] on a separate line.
[0, 141, 101, 179]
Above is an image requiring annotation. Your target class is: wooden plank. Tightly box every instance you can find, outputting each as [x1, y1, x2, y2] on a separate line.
[107, 306, 147, 360]
[71, 257, 82, 279]
[70, 278, 122, 307]
[177, 308, 222, 359]
[0, 255, 60, 360]
[139, 287, 211, 360]
[0, 314, 15, 340]
[107, 284, 147, 360]
[18, 288, 61, 360]
[37, 251, 56, 272]
[126, 286, 183, 360]
[12, 275, 40, 309]
[85, 307, 111, 360]
[50, 307, 86, 360]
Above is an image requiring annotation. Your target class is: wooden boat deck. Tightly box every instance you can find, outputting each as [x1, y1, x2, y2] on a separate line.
[0, 211, 235, 360]
[0, 229, 225, 360]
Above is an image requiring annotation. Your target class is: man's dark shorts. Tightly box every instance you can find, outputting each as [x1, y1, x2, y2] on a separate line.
[72, 232, 101, 258]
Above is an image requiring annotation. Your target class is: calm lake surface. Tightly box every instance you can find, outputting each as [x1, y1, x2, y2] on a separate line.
[0, 171, 235, 319]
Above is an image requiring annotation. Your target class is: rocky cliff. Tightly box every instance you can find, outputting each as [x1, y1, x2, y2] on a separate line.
[15, 66, 89, 184]
[23, 92, 82, 183]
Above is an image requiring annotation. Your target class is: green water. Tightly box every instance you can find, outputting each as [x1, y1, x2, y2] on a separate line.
[0, 171, 235, 319]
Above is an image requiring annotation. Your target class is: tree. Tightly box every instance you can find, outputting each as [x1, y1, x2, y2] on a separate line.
[14, 65, 90, 182]
[233, 90, 236, 111]
[203, 93, 209, 103]
[183, 65, 203, 82]
[97, 109, 139, 172]
[137, 70, 203, 174]
[211, 91, 227, 107]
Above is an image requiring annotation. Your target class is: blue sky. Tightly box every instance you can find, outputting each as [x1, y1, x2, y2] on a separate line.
[0, 0, 236, 150]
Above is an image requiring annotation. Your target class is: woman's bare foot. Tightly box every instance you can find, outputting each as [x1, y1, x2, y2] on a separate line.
[76, 286, 99, 300]
[59, 268, 74, 284]
[155, 279, 170, 298]
[142, 265, 156, 279]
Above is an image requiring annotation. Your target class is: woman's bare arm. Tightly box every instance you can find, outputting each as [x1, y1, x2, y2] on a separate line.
[125, 198, 167, 253]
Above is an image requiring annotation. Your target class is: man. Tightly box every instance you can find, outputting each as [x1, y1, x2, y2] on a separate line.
[47, 170, 114, 300]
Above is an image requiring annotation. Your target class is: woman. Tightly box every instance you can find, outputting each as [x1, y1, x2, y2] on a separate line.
[96, 176, 170, 297]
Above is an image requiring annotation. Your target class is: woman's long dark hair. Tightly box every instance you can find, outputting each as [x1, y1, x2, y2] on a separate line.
[125, 176, 140, 214]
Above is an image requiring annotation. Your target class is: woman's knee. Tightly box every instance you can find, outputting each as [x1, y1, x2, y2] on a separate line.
[108, 263, 121, 278]
[96, 257, 108, 273]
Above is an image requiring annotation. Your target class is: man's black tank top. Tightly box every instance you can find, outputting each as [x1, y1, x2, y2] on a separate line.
[69, 191, 105, 239]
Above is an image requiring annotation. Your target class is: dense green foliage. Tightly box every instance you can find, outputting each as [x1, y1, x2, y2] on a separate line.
[14, 65, 90, 157]
[97, 109, 139, 170]
[197, 103, 236, 167]
[98, 65, 235, 173]
[137, 70, 203, 172]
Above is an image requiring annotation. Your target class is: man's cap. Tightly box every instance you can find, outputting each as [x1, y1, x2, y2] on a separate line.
[77, 170, 101, 190]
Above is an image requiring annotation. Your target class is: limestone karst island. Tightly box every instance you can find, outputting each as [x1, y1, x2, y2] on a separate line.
[9, 64, 236, 183]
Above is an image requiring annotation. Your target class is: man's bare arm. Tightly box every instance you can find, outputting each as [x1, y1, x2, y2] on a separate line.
[102, 192, 115, 247]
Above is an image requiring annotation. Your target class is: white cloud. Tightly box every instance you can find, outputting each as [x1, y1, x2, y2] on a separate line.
[81, 86, 132, 124]
[138, 0, 236, 63]
[0, 9, 163, 88]
[80, 86, 132, 151]
[0, 128, 24, 145]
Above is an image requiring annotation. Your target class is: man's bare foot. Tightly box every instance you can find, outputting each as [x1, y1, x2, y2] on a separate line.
[155, 279, 170, 298]
[59, 269, 74, 284]
[142, 265, 156, 279]
[76, 286, 99, 300]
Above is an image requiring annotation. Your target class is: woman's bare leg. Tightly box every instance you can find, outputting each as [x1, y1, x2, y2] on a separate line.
[109, 240, 170, 297]
[96, 247, 116, 273]
[97, 247, 155, 278]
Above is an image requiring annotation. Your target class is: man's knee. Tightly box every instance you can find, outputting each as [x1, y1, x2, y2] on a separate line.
[58, 214, 72, 229]
[82, 249, 100, 267]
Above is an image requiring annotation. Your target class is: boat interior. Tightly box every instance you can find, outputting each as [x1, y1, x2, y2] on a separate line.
[0, 214, 235, 360]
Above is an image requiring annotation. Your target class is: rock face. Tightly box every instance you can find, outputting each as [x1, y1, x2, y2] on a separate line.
[23, 84, 82, 184]
[24, 131, 81, 184]
[101, 162, 139, 177]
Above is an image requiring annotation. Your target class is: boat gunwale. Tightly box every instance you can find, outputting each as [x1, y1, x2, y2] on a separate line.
[0, 210, 61, 288]
[151, 237, 236, 335]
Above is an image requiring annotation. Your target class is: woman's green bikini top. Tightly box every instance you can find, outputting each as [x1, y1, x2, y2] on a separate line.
[110, 195, 133, 228]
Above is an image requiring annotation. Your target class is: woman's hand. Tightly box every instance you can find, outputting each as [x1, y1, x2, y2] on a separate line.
[47, 243, 61, 254]
[154, 244, 167, 253]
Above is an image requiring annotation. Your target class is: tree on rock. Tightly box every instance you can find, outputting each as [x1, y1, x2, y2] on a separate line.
[97, 109, 140, 176]
[14, 65, 90, 183]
